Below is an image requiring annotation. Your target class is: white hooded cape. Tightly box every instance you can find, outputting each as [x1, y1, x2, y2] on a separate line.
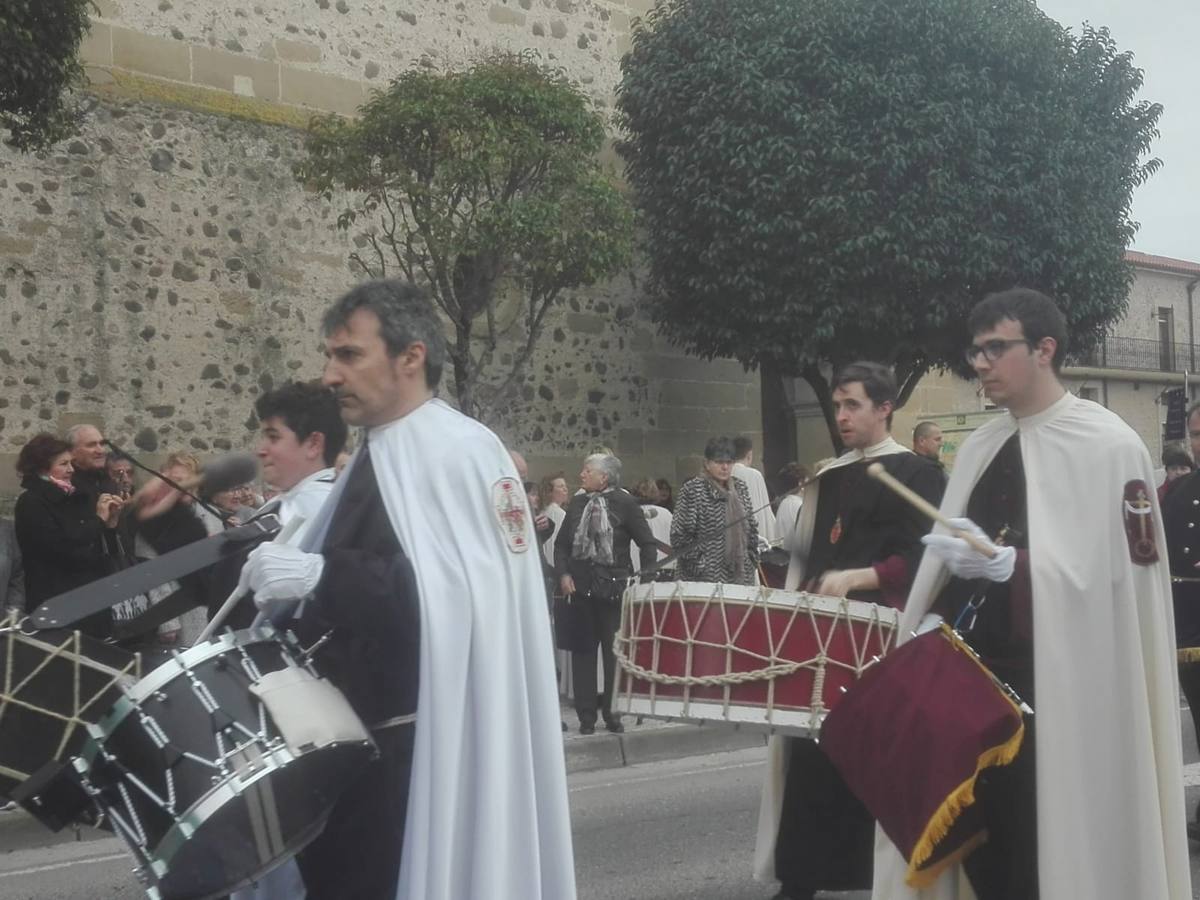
[753, 435, 912, 881]
[298, 399, 575, 900]
[871, 393, 1189, 900]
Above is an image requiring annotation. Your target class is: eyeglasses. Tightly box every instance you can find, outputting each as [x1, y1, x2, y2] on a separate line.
[964, 338, 1032, 365]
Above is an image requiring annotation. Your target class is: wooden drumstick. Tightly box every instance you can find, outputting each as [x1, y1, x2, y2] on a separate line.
[865, 462, 997, 559]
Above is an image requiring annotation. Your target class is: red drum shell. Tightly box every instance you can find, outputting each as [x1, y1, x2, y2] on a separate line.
[613, 581, 900, 734]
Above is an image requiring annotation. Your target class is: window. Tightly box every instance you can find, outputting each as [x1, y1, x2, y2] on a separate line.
[1158, 307, 1175, 371]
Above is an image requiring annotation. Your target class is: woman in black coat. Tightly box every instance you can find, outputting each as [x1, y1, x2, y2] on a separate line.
[13, 433, 123, 636]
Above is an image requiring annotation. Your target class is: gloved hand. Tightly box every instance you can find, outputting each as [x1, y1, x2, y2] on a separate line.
[921, 517, 1015, 582]
[238, 542, 326, 608]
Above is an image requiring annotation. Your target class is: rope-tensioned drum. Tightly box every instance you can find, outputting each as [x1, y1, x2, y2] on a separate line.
[612, 581, 899, 734]
[0, 611, 142, 784]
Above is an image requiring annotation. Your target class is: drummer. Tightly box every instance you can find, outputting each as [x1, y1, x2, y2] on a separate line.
[755, 361, 944, 900]
[874, 288, 1188, 900]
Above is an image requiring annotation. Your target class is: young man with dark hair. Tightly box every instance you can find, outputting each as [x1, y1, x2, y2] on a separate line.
[873, 288, 1188, 900]
[235, 280, 574, 899]
[755, 361, 944, 900]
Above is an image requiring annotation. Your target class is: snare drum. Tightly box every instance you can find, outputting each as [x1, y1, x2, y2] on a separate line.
[613, 581, 900, 734]
[77, 626, 376, 900]
[818, 625, 1027, 888]
[0, 612, 141, 799]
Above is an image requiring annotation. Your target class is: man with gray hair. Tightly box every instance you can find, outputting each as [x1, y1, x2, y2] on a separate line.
[555, 452, 658, 734]
[235, 279, 575, 898]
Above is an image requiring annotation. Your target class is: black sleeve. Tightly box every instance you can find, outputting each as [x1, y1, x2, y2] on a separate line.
[621, 496, 659, 570]
[14, 492, 107, 569]
[554, 499, 580, 578]
[892, 458, 946, 574]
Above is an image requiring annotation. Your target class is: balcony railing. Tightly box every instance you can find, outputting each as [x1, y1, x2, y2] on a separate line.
[1075, 336, 1200, 374]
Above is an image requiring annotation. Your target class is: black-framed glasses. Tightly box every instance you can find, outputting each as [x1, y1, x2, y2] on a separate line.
[964, 338, 1032, 365]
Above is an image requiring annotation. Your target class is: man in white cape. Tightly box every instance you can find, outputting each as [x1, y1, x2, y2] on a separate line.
[870, 288, 1189, 900]
[237, 280, 575, 899]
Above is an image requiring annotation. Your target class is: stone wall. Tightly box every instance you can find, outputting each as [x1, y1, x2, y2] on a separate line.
[0, 0, 763, 501]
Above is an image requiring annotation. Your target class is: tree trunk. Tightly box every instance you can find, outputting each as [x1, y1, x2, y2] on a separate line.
[453, 318, 476, 418]
[895, 361, 930, 410]
[759, 360, 797, 484]
[801, 364, 844, 456]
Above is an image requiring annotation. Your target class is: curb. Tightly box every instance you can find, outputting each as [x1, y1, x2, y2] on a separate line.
[563, 722, 766, 774]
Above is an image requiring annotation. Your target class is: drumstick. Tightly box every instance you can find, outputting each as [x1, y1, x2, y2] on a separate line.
[865, 462, 997, 559]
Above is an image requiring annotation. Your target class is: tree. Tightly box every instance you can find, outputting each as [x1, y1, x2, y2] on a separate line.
[0, 0, 92, 151]
[616, 0, 1161, 452]
[296, 53, 634, 421]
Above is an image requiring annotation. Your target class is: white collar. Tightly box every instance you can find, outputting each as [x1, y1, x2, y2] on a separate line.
[281, 467, 336, 499]
[1015, 390, 1074, 432]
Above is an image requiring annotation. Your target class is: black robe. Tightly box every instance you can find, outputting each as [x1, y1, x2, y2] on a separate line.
[775, 450, 944, 894]
[291, 446, 421, 900]
[929, 433, 1038, 900]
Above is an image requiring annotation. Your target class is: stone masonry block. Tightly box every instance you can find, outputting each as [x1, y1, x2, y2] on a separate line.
[488, 4, 527, 26]
[566, 312, 606, 334]
[280, 66, 366, 116]
[111, 27, 191, 83]
[609, 9, 631, 32]
[0, 235, 37, 256]
[659, 380, 748, 408]
[193, 47, 280, 101]
[643, 428, 711, 458]
[618, 428, 645, 455]
[646, 353, 750, 383]
[275, 38, 322, 64]
[625, 0, 656, 15]
[91, 0, 120, 18]
[79, 23, 113, 67]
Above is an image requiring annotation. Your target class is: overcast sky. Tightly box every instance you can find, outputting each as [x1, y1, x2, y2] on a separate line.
[1034, 0, 1198, 262]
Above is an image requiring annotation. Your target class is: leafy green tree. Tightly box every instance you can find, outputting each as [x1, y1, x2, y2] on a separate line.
[616, 0, 1161, 452]
[0, 0, 92, 151]
[297, 53, 633, 420]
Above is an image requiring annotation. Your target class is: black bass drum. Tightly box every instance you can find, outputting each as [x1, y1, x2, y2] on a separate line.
[77, 625, 375, 900]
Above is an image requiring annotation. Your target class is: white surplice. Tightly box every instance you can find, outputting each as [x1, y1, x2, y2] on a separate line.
[734, 462, 777, 548]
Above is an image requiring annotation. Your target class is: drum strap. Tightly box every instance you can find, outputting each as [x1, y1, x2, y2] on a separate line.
[371, 712, 416, 732]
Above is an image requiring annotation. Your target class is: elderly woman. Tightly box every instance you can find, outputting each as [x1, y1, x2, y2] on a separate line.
[671, 436, 759, 585]
[555, 453, 657, 735]
[13, 433, 123, 635]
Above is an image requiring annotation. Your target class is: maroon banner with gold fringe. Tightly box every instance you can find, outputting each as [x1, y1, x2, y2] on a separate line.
[819, 625, 1024, 887]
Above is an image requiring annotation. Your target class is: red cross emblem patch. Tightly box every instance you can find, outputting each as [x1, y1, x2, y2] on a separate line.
[493, 477, 530, 553]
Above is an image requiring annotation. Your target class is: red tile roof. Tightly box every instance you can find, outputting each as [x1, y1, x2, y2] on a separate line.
[1126, 250, 1200, 277]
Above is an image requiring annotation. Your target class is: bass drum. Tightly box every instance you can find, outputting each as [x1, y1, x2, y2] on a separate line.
[78, 625, 375, 900]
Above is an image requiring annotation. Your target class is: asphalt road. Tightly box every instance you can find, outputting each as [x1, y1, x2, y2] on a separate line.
[6, 736, 1200, 900]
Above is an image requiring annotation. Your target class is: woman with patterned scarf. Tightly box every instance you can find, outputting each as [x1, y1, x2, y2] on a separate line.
[554, 452, 658, 735]
[672, 436, 759, 585]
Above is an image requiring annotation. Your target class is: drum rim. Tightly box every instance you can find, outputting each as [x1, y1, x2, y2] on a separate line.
[627, 580, 902, 623]
[124, 625, 296, 704]
[83, 626, 300, 751]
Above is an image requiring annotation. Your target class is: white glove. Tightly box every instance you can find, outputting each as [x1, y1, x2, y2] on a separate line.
[238, 542, 326, 608]
[921, 517, 1015, 582]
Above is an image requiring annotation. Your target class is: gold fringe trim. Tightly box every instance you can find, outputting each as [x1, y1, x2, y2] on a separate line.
[904, 626, 1026, 888]
[1178, 647, 1200, 664]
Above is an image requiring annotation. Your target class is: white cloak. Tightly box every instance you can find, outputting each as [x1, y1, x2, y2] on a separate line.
[734, 462, 778, 548]
[299, 399, 575, 900]
[871, 392, 1190, 900]
[754, 435, 913, 881]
